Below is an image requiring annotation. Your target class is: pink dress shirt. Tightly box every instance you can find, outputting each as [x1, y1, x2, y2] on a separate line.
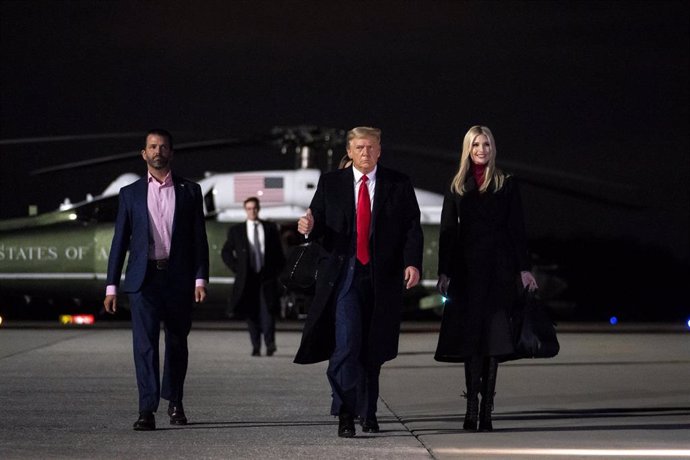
[106, 172, 206, 296]
[147, 172, 176, 260]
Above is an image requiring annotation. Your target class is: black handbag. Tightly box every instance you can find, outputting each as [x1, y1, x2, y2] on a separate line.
[279, 241, 328, 294]
[512, 289, 560, 358]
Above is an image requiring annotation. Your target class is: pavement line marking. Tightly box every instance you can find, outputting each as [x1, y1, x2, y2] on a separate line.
[379, 395, 438, 459]
[435, 448, 690, 457]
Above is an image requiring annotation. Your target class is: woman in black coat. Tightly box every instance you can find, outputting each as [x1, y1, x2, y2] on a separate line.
[434, 125, 538, 432]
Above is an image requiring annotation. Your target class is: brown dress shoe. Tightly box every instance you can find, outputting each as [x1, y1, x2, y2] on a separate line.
[133, 411, 155, 431]
[168, 402, 188, 425]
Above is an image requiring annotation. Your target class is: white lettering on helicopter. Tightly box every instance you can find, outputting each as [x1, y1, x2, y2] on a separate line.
[0, 245, 59, 261]
[0, 245, 97, 261]
[64, 246, 90, 260]
[97, 246, 109, 261]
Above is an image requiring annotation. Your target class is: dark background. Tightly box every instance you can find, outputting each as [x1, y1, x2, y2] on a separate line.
[1, 0, 688, 320]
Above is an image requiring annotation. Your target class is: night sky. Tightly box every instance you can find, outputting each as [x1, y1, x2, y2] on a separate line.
[1, 1, 689, 316]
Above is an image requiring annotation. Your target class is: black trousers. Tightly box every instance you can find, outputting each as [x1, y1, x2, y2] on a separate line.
[244, 270, 276, 351]
[128, 266, 192, 412]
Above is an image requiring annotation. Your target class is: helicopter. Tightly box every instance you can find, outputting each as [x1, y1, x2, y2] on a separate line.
[0, 126, 453, 321]
[3, 125, 683, 323]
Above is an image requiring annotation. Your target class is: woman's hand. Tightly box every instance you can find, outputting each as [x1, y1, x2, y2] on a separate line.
[521, 271, 538, 292]
[437, 274, 450, 297]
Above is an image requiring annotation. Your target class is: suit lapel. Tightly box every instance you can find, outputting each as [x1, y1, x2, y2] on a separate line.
[240, 221, 250, 252]
[371, 166, 390, 236]
[340, 167, 355, 231]
[135, 178, 150, 235]
[172, 175, 184, 237]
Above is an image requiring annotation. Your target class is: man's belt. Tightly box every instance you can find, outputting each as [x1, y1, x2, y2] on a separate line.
[149, 259, 169, 270]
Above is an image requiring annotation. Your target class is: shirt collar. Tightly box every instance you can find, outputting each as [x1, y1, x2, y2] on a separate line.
[147, 171, 173, 186]
[352, 165, 377, 183]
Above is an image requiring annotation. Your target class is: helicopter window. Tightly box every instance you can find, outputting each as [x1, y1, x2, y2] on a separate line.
[94, 198, 119, 222]
[74, 196, 119, 223]
[204, 188, 216, 214]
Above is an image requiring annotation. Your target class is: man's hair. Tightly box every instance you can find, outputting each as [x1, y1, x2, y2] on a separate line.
[145, 129, 174, 150]
[244, 196, 260, 209]
[346, 126, 381, 145]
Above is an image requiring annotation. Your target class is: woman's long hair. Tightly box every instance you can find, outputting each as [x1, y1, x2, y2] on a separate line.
[450, 125, 506, 195]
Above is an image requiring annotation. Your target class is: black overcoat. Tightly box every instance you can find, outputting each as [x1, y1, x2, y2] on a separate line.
[434, 175, 531, 363]
[294, 165, 423, 366]
[221, 219, 285, 318]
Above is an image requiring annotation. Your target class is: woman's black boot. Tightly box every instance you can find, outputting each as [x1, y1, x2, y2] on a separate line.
[462, 356, 481, 431]
[479, 357, 498, 432]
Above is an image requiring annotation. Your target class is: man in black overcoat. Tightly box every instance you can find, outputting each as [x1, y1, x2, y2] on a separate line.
[295, 126, 423, 437]
[222, 197, 285, 356]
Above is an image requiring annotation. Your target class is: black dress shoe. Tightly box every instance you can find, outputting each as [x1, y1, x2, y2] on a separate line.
[251, 348, 261, 357]
[361, 416, 380, 433]
[168, 402, 187, 425]
[266, 345, 277, 356]
[133, 411, 155, 431]
[338, 413, 356, 438]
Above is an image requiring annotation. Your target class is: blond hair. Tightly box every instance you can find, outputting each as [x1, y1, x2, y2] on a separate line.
[450, 125, 506, 195]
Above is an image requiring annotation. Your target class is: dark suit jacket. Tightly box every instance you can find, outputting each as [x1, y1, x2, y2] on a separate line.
[221, 219, 285, 318]
[106, 174, 209, 298]
[294, 164, 423, 365]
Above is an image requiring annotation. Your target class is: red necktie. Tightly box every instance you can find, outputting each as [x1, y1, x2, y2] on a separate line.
[356, 175, 371, 265]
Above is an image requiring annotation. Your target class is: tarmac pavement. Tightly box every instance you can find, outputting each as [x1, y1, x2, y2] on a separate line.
[1, 322, 689, 459]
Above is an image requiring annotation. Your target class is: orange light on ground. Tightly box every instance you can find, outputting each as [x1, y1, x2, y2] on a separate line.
[59, 314, 95, 325]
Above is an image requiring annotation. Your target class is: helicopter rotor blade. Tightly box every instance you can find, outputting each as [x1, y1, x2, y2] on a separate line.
[27, 125, 349, 176]
[388, 144, 643, 209]
[0, 132, 144, 146]
[29, 137, 261, 175]
[28, 125, 349, 176]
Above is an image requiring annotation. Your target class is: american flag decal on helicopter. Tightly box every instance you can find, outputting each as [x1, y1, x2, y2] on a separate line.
[234, 175, 285, 203]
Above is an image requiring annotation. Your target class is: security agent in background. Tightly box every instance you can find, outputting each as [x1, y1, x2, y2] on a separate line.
[295, 126, 423, 437]
[222, 197, 286, 356]
[104, 129, 209, 431]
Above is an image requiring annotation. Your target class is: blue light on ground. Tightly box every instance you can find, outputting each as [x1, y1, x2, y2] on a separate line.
[686, 318, 690, 329]
[609, 316, 618, 325]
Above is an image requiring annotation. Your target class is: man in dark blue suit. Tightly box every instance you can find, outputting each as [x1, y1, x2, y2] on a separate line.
[295, 126, 423, 437]
[104, 129, 209, 431]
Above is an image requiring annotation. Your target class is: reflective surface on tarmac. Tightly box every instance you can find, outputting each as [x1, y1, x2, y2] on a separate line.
[1, 325, 689, 459]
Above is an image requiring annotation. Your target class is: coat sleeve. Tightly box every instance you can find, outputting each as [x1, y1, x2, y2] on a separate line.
[192, 183, 210, 282]
[402, 178, 423, 271]
[307, 174, 327, 241]
[106, 190, 132, 287]
[506, 177, 532, 271]
[221, 226, 239, 273]
[438, 188, 458, 277]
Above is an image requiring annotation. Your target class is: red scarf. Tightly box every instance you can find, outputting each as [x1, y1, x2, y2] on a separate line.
[472, 163, 486, 188]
